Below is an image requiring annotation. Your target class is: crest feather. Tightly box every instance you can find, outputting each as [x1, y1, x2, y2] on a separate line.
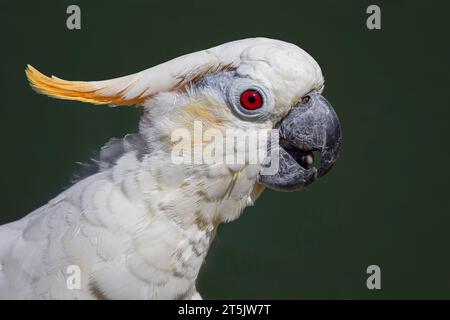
[25, 62, 235, 107]
[25, 65, 148, 106]
[25, 38, 320, 107]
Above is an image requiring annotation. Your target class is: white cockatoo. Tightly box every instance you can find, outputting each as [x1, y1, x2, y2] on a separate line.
[0, 38, 341, 299]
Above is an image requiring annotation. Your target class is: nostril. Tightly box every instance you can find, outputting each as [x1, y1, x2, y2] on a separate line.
[302, 95, 311, 104]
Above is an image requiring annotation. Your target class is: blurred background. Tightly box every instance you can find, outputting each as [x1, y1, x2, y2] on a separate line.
[0, 0, 449, 299]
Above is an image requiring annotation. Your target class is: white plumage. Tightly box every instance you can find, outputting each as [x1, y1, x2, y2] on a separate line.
[0, 38, 326, 299]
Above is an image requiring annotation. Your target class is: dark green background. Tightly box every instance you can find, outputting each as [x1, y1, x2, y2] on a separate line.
[1, 0, 449, 299]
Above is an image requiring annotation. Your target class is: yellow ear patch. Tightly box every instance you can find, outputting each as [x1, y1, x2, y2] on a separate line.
[183, 102, 223, 126]
[25, 65, 146, 106]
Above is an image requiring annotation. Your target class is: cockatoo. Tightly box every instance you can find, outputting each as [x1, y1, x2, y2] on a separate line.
[0, 38, 341, 299]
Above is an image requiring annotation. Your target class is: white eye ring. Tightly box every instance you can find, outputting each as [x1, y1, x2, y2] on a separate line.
[227, 78, 274, 121]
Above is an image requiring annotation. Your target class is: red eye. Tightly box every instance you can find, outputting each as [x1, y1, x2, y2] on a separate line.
[240, 89, 264, 110]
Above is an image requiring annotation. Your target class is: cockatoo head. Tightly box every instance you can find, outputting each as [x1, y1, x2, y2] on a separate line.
[26, 38, 341, 201]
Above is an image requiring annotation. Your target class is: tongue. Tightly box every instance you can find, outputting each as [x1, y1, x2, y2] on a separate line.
[282, 142, 315, 169]
[300, 152, 314, 168]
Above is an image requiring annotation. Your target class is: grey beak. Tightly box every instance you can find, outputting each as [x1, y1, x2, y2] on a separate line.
[258, 91, 342, 191]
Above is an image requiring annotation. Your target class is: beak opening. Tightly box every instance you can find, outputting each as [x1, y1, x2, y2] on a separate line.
[258, 91, 342, 191]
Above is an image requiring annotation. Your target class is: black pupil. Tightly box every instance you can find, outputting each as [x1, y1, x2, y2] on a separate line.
[248, 96, 256, 104]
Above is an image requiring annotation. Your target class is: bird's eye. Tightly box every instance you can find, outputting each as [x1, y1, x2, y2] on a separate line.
[240, 89, 264, 110]
[227, 78, 273, 122]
